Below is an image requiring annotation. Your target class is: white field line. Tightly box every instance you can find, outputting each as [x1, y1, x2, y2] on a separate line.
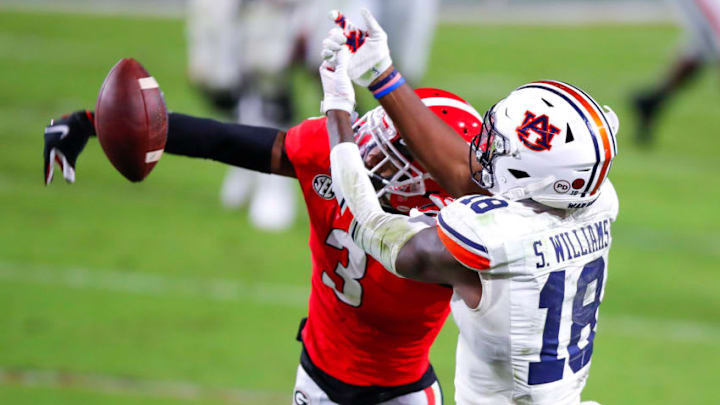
[1, 262, 719, 344]
[0, 262, 308, 307]
[600, 314, 720, 344]
[0, 367, 288, 404]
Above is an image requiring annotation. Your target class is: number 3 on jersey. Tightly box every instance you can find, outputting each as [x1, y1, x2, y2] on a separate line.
[322, 229, 367, 307]
[528, 257, 605, 385]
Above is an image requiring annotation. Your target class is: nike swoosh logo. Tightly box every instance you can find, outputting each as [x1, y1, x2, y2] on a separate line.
[44, 124, 69, 140]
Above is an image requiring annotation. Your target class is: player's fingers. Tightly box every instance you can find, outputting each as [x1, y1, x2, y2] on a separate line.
[428, 194, 444, 208]
[429, 194, 453, 208]
[329, 9, 362, 35]
[328, 27, 345, 45]
[329, 10, 345, 29]
[360, 8, 383, 35]
[322, 37, 343, 53]
[56, 150, 76, 183]
[44, 147, 55, 185]
[335, 47, 350, 69]
[321, 48, 336, 61]
[321, 56, 337, 71]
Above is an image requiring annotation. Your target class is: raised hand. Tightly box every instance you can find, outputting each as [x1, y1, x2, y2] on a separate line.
[43, 110, 95, 185]
[324, 9, 392, 87]
[320, 42, 355, 115]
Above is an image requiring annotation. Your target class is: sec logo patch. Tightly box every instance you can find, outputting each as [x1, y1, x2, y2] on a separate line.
[313, 174, 335, 200]
[294, 389, 310, 405]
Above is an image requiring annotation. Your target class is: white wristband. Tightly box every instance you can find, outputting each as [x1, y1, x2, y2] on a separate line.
[330, 143, 429, 276]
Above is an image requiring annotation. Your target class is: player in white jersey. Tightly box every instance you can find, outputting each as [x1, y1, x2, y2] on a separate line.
[318, 9, 619, 404]
[442, 182, 618, 404]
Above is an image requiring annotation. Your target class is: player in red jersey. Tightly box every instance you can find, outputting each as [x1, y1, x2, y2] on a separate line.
[43, 89, 483, 404]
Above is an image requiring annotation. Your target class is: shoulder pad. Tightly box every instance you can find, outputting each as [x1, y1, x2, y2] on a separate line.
[435, 195, 512, 271]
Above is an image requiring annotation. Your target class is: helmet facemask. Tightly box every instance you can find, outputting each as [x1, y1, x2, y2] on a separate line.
[353, 107, 429, 202]
[469, 102, 558, 202]
[350, 88, 485, 214]
[469, 104, 516, 192]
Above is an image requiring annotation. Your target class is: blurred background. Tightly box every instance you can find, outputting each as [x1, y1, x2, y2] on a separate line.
[1, 0, 719, 403]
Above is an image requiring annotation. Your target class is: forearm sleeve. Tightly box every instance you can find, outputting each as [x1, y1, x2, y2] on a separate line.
[330, 142, 429, 276]
[165, 113, 279, 173]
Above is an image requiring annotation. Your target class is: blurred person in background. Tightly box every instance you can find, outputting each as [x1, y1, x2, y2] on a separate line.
[187, 0, 302, 231]
[632, 0, 720, 146]
[186, 0, 438, 231]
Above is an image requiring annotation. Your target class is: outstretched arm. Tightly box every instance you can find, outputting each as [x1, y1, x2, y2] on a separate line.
[166, 113, 294, 177]
[43, 110, 295, 184]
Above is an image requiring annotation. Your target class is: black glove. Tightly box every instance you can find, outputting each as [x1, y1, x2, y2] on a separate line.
[43, 110, 95, 185]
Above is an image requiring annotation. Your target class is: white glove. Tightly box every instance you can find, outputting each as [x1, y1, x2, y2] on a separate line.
[323, 9, 392, 87]
[409, 193, 455, 217]
[319, 37, 355, 115]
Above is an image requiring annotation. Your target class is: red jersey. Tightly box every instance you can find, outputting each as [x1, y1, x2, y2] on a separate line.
[284, 117, 452, 386]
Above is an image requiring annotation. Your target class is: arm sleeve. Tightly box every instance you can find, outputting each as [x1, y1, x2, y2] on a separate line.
[330, 142, 430, 276]
[165, 113, 279, 173]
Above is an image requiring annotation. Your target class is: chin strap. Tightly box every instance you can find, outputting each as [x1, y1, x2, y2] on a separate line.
[330, 142, 430, 276]
[500, 176, 556, 201]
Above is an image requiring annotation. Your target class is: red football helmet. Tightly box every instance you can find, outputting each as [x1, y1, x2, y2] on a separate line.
[353, 88, 483, 213]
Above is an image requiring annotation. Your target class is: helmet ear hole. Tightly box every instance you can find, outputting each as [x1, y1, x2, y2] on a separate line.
[509, 169, 530, 179]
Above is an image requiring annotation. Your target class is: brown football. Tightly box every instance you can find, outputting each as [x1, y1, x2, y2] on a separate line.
[95, 58, 167, 182]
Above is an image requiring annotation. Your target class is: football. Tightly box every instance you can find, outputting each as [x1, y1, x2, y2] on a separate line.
[95, 58, 167, 182]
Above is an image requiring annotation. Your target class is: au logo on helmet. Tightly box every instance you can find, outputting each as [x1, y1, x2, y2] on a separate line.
[516, 111, 560, 151]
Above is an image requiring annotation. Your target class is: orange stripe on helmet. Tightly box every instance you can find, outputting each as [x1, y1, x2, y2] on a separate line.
[437, 227, 490, 271]
[536, 80, 613, 196]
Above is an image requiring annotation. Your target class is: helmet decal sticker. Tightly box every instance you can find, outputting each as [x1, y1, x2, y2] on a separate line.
[554, 180, 570, 194]
[516, 111, 560, 151]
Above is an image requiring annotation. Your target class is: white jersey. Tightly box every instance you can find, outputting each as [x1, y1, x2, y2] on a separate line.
[436, 181, 619, 405]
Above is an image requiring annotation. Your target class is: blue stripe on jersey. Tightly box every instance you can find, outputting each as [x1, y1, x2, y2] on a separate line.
[437, 212, 489, 254]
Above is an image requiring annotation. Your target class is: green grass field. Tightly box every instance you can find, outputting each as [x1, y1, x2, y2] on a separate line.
[1, 8, 719, 404]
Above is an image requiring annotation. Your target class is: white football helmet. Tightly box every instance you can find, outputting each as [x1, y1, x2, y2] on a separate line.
[470, 80, 619, 209]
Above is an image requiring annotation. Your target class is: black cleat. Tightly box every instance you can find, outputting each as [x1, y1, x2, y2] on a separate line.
[632, 91, 662, 147]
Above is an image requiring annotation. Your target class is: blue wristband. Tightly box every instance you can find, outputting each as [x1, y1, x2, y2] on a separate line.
[373, 76, 406, 99]
[368, 69, 399, 92]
